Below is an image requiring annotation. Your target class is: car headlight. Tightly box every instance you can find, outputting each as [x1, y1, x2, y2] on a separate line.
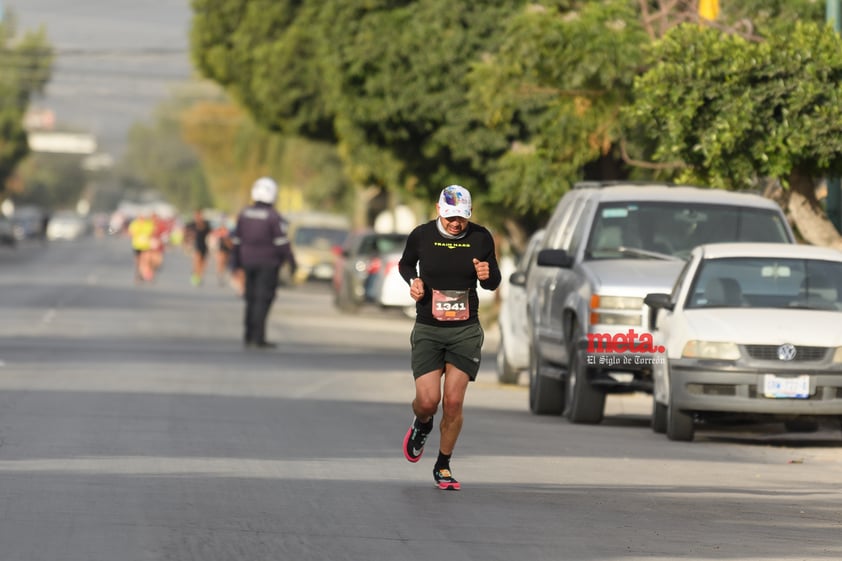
[681, 340, 741, 360]
[597, 295, 644, 310]
[832, 347, 842, 363]
[589, 294, 643, 326]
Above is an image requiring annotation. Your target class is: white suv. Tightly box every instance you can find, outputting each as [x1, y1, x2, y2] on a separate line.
[526, 182, 796, 424]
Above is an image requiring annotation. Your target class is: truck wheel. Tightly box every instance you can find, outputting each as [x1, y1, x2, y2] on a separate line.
[496, 335, 520, 385]
[666, 391, 694, 441]
[651, 400, 667, 433]
[564, 327, 605, 424]
[528, 338, 563, 415]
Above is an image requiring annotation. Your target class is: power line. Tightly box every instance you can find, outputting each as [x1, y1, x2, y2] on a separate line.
[55, 47, 189, 57]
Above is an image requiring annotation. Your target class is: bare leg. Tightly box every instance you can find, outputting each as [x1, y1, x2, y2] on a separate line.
[412, 369, 443, 423]
[439, 364, 470, 455]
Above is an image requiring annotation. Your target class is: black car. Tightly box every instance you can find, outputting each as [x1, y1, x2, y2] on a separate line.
[0, 215, 15, 247]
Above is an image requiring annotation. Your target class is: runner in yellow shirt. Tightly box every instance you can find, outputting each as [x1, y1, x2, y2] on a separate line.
[128, 213, 156, 282]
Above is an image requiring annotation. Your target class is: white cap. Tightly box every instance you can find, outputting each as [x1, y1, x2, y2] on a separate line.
[438, 185, 472, 219]
[251, 177, 278, 204]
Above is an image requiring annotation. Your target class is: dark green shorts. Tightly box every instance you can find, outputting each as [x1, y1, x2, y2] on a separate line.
[410, 322, 485, 381]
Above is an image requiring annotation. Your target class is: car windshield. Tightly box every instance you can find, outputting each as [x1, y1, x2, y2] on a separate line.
[585, 202, 791, 261]
[294, 227, 348, 249]
[374, 234, 407, 253]
[685, 257, 842, 311]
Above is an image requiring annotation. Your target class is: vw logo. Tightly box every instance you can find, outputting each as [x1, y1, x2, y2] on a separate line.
[777, 343, 797, 361]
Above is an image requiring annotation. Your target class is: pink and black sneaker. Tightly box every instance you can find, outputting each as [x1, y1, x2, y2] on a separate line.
[433, 466, 460, 490]
[402, 417, 432, 463]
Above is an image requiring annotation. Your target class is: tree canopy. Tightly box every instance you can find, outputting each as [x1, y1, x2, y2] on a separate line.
[626, 19, 842, 246]
[191, 0, 525, 217]
[190, 0, 842, 245]
[0, 13, 53, 196]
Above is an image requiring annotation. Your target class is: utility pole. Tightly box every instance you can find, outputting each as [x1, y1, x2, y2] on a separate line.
[827, 0, 842, 233]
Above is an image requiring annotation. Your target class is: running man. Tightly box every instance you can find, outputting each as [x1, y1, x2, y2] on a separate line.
[398, 184, 501, 490]
[184, 209, 211, 287]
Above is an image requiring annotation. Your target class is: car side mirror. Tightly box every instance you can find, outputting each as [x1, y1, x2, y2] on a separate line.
[537, 249, 574, 269]
[644, 292, 674, 311]
[644, 292, 674, 330]
[509, 271, 527, 287]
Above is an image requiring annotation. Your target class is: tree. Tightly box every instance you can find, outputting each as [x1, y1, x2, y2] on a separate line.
[13, 152, 86, 210]
[468, 1, 648, 219]
[119, 89, 212, 213]
[626, 21, 842, 248]
[0, 12, 53, 196]
[190, 0, 841, 249]
[180, 99, 350, 214]
[190, 0, 525, 227]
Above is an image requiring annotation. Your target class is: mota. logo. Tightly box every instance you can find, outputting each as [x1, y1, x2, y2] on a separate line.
[586, 329, 665, 353]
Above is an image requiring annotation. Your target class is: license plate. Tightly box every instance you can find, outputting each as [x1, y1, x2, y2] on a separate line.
[762, 374, 810, 399]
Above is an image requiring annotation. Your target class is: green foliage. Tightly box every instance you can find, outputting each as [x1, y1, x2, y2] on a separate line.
[191, 0, 334, 138]
[191, 0, 525, 213]
[120, 93, 212, 212]
[626, 21, 842, 188]
[722, 0, 825, 33]
[14, 153, 86, 209]
[189, 0, 842, 230]
[468, 1, 648, 215]
[0, 14, 52, 193]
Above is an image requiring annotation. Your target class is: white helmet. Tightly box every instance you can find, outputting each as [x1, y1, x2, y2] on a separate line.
[251, 177, 278, 204]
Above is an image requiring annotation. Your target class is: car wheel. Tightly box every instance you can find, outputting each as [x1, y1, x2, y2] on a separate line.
[666, 391, 694, 442]
[496, 335, 520, 385]
[528, 337, 563, 415]
[564, 326, 606, 424]
[784, 419, 820, 433]
[651, 399, 667, 434]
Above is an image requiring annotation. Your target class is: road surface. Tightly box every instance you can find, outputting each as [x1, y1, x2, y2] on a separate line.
[0, 237, 840, 560]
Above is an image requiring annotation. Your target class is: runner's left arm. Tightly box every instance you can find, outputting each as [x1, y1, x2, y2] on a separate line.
[478, 233, 501, 291]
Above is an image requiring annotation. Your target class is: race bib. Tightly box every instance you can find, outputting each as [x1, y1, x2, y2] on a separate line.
[432, 289, 470, 321]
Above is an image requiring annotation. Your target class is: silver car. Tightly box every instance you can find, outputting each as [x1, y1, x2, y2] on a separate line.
[527, 182, 796, 424]
[497, 229, 544, 384]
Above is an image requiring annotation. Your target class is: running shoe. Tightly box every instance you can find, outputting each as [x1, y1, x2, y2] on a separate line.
[433, 466, 460, 491]
[402, 418, 431, 463]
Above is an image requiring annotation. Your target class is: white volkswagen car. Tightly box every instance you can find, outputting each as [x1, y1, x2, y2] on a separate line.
[645, 243, 842, 442]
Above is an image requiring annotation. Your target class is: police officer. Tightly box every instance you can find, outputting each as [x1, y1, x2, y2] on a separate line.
[231, 177, 296, 349]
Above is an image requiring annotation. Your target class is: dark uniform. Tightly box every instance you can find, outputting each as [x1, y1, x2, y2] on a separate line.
[231, 202, 296, 347]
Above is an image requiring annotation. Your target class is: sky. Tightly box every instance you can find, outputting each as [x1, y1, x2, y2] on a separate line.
[12, 0, 198, 158]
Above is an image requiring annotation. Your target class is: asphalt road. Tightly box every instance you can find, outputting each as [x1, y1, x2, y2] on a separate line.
[0, 237, 841, 561]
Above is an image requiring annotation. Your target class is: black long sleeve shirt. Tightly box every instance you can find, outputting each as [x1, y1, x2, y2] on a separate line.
[398, 219, 501, 327]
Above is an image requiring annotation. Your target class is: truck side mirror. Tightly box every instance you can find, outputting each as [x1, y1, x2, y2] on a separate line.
[509, 271, 527, 287]
[537, 249, 574, 269]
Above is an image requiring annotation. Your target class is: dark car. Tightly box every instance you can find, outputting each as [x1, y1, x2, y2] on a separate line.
[332, 230, 408, 313]
[0, 215, 15, 247]
[12, 205, 48, 241]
